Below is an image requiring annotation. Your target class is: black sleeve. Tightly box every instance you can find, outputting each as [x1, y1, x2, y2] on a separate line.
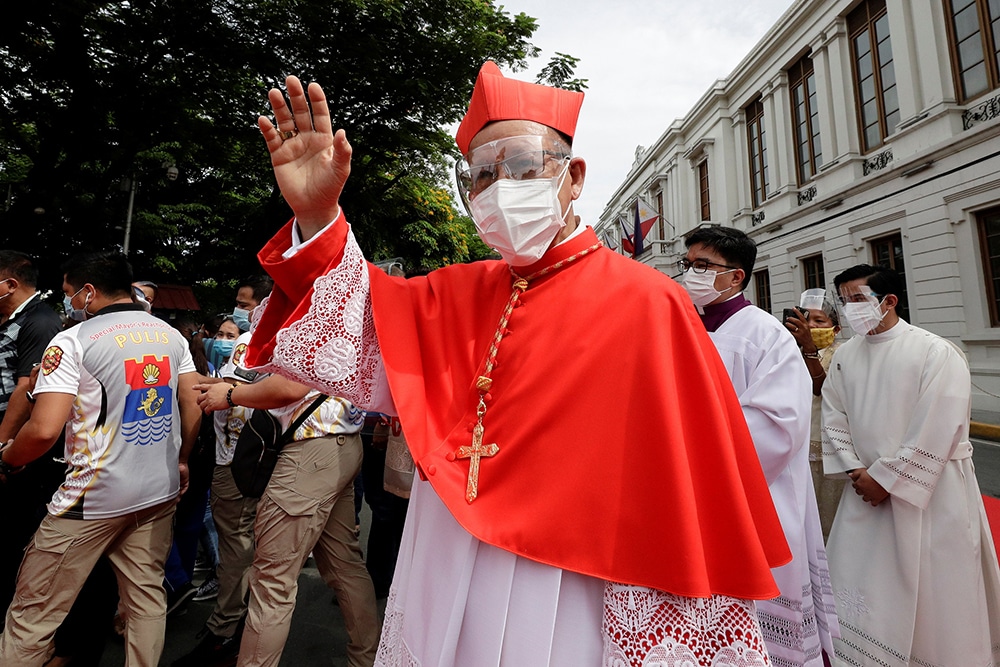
[15, 310, 62, 379]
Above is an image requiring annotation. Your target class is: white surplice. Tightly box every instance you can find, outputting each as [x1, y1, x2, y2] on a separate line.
[822, 321, 1000, 667]
[710, 305, 839, 667]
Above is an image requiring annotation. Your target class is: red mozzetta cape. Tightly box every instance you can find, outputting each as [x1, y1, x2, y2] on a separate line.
[248, 216, 790, 599]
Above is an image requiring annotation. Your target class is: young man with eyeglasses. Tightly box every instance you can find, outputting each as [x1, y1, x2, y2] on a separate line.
[680, 226, 839, 667]
[822, 264, 1000, 666]
[241, 63, 793, 665]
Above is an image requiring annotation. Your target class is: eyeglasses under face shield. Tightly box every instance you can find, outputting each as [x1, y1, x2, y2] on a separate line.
[455, 135, 570, 216]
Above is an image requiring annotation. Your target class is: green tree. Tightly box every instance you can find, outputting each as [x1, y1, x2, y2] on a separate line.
[535, 52, 589, 93]
[0, 0, 537, 303]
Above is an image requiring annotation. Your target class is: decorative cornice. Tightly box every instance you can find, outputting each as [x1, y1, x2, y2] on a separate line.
[797, 185, 818, 206]
[963, 92, 1000, 131]
[863, 148, 893, 176]
[943, 177, 1000, 203]
[682, 137, 715, 162]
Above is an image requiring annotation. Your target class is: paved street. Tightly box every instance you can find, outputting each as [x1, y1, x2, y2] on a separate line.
[100, 505, 374, 667]
[96, 439, 1000, 666]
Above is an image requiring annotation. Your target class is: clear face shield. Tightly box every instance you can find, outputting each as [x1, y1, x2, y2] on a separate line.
[835, 284, 887, 336]
[798, 288, 841, 349]
[454, 134, 571, 217]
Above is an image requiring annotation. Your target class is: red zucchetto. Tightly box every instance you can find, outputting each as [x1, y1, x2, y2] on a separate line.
[455, 61, 585, 155]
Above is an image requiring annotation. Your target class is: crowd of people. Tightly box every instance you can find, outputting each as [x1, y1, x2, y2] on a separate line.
[0, 61, 997, 667]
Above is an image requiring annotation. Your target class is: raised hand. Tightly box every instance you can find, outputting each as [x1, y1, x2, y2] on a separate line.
[258, 76, 353, 239]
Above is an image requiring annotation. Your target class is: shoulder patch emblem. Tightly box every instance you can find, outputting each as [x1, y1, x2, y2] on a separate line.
[232, 343, 248, 368]
[41, 346, 64, 375]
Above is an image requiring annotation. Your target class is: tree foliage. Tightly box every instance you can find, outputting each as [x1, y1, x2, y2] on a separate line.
[0, 0, 536, 307]
[535, 52, 589, 93]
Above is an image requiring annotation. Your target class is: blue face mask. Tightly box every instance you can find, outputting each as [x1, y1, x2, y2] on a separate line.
[63, 286, 91, 322]
[210, 339, 237, 370]
[231, 307, 251, 332]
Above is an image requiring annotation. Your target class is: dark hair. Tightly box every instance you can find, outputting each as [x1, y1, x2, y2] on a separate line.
[201, 313, 225, 338]
[238, 274, 273, 305]
[0, 251, 39, 288]
[62, 251, 133, 297]
[833, 264, 906, 313]
[175, 319, 210, 376]
[217, 316, 244, 334]
[833, 264, 906, 308]
[684, 226, 756, 289]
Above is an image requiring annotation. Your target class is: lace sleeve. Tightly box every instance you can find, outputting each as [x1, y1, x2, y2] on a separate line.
[253, 229, 391, 411]
[602, 583, 770, 667]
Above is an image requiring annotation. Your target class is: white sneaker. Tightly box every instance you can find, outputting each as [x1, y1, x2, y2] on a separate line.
[193, 577, 220, 602]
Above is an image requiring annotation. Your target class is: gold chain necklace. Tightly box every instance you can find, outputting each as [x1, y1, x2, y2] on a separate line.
[455, 241, 603, 503]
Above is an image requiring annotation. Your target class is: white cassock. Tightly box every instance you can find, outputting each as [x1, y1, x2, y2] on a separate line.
[710, 305, 839, 667]
[822, 321, 1000, 667]
[268, 228, 772, 667]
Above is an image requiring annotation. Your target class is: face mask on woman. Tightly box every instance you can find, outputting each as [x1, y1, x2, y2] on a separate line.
[810, 327, 837, 350]
[209, 339, 237, 370]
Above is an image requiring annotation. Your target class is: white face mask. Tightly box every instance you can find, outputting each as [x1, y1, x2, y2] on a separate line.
[843, 299, 886, 336]
[469, 162, 570, 266]
[681, 268, 736, 307]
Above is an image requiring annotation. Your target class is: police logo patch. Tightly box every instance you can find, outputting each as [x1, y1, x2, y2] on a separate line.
[41, 346, 64, 375]
[232, 343, 248, 368]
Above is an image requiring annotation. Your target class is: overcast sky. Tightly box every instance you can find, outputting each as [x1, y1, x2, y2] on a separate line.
[496, 0, 797, 224]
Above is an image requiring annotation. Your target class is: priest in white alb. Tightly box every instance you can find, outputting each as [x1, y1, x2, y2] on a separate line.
[680, 227, 839, 667]
[823, 264, 1000, 666]
[244, 63, 794, 666]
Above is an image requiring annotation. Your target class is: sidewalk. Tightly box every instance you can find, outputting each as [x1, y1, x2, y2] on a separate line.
[972, 409, 1000, 442]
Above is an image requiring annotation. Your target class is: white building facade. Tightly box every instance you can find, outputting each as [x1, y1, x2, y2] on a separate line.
[598, 0, 1000, 416]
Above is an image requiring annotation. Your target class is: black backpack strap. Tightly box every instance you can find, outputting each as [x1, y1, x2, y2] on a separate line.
[277, 394, 330, 446]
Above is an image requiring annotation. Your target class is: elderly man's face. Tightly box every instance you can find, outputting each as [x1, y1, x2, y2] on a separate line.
[466, 120, 587, 245]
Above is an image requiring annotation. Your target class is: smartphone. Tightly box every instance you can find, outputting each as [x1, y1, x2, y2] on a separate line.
[783, 307, 807, 323]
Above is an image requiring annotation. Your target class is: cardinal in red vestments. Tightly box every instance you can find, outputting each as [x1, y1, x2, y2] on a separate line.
[245, 62, 790, 667]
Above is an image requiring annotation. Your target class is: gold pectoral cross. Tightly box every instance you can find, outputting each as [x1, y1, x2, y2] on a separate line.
[456, 422, 499, 503]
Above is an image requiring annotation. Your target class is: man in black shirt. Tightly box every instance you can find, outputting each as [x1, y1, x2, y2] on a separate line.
[0, 250, 63, 619]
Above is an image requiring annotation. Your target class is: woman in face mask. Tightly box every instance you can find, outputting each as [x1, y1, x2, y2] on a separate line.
[784, 291, 844, 541]
[209, 317, 240, 372]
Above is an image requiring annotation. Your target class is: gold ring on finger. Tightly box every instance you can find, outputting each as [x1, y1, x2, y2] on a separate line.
[281, 129, 298, 141]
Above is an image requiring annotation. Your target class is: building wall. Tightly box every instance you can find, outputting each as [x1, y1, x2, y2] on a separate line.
[598, 0, 1000, 414]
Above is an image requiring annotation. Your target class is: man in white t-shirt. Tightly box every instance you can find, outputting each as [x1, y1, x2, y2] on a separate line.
[0, 251, 201, 666]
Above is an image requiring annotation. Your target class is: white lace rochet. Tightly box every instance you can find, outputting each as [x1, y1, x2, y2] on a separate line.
[255, 231, 388, 410]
